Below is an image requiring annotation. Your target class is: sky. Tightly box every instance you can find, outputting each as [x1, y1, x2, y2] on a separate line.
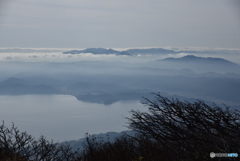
[0, 0, 239, 48]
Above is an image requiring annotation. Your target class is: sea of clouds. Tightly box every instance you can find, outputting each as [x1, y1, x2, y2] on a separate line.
[0, 47, 240, 64]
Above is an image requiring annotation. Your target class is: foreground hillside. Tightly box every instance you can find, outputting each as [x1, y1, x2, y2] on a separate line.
[0, 94, 239, 161]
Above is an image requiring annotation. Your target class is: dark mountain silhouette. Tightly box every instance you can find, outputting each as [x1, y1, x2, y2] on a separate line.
[63, 48, 130, 55]
[161, 55, 239, 66]
[153, 55, 240, 73]
[63, 47, 177, 55]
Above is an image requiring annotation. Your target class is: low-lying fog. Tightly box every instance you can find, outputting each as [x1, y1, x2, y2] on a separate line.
[0, 47, 240, 141]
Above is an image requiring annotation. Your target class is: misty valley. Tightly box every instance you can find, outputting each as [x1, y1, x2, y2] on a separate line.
[1, 1, 240, 159]
[0, 47, 240, 142]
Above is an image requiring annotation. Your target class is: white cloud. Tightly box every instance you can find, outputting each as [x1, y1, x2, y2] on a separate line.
[0, 51, 129, 62]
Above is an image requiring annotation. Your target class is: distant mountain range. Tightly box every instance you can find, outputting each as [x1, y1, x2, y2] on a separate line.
[61, 131, 136, 150]
[1, 54, 240, 106]
[63, 48, 176, 55]
[160, 55, 239, 66]
[0, 78, 60, 95]
[152, 55, 240, 74]
[62, 47, 240, 57]
[63, 48, 131, 55]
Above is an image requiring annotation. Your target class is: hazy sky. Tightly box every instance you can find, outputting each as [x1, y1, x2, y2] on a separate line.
[0, 0, 239, 48]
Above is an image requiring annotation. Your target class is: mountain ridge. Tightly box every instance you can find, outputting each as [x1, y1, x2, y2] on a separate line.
[160, 55, 239, 66]
[63, 48, 130, 55]
[63, 47, 177, 55]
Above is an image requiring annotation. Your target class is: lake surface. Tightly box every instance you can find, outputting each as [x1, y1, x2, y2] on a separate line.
[0, 95, 145, 142]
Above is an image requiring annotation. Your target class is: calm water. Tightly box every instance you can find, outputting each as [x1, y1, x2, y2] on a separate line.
[0, 95, 144, 142]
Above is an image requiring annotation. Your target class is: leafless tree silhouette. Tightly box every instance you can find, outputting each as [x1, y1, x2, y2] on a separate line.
[0, 121, 82, 161]
[127, 93, 240, 160]
[1, 93, 240, 161]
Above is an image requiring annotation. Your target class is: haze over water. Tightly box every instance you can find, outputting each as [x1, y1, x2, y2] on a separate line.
[0, 94, 143, 142]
